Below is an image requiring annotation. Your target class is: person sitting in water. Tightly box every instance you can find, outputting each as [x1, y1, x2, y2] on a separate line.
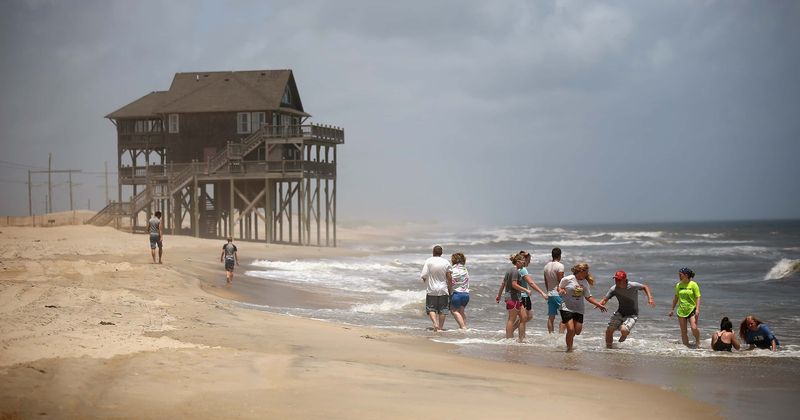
[711, 317, 740, 352]
[739, 315, 779, 351]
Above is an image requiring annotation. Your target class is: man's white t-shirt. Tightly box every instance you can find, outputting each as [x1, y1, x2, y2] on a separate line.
[543, 261, 565, 296]
[420, 256, 452, 296]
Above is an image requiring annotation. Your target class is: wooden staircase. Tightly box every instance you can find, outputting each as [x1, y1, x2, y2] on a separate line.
[199, 195, 217, 238]
[207, 125, 268, 173]
[86, 202, 131, 226]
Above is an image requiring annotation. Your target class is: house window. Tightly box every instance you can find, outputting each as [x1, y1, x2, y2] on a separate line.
[253, 112, 266, 131]
[168, 114, 179, 133]
[281, 86, 291, 105]
[237, 112, 251, 134]
[271, 112, 279, 136]
[134, 120, 162, 133]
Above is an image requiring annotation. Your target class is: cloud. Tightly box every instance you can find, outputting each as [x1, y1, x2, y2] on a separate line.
[1, 0, 798, 223]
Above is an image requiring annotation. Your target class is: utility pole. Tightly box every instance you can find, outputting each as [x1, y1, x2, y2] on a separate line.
[30, 158, 81, 214]
[28, 169, 32, 216]
[48, 153, 52, 214]
[104, 161, 109, 204]
[68, 170, 74, 211]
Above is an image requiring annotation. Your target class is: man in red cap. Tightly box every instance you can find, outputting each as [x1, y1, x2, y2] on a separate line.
[598, 270, 655, 349]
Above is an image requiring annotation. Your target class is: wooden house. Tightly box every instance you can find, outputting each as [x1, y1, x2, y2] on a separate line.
[89, 70, 343, 246]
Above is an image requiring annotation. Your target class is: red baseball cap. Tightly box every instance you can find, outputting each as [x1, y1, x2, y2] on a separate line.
[613, 270, 627, 281]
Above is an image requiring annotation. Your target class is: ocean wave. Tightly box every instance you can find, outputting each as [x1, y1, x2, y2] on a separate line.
[661, 245, 773, 257]
[351, 290, 424, 314]
[607, 231, 665, 240]
[686, 233, 725, 239]
[244, 261, 394, 294]
[764, 259, 800, 280]
[433, 334, 800, 358]
[672, 239, 753, 245]
[532, 239, 635, 247]
[251, 259, 399, 273]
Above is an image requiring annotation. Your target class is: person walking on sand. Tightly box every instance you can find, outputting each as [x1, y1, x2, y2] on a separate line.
[558, 262, 607, 351]
[739, 315, 780, 351]
[598, 270, 655, 349]
[148, 211, 163, 264]
[517, 250, 548, 333]
[220, 237, 239, 284]
[496, 253, 535, 342]
[543, 247, 566, 334]
[420, 245, 452, 332]
[449, 252, 470, 330]
[712, 317, 741, 352]
[668, 267, 701, 348]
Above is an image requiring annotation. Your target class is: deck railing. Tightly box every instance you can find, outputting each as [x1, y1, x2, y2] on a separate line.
[119, 165, 166, 180]
[169, 163, 200, 194]
[130, 187, 152, 214]
[86, 202, 131, 226]
[261, 124, 344, 144]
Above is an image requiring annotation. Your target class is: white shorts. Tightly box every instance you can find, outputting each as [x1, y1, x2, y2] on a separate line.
[608, 313, 638, 331]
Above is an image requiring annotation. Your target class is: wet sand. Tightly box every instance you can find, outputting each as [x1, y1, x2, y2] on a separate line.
[0, 225, 720, 419]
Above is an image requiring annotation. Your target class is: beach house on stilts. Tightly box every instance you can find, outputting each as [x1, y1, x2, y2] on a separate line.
[89, 70, 344, 246]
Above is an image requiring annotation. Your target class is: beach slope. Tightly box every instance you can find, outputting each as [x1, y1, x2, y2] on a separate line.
[0, 226, 719, 419]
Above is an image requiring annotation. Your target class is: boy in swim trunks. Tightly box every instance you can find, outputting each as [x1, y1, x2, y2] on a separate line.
[598, 270, 655, 348]
[543, 248, 565, 333]
[220, 237, 239, 284]
[148, 211, 163, 264]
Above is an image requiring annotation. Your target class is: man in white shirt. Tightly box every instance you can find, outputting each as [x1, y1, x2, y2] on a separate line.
[420, 245, 453, 332]
[543, 247, 565, 333]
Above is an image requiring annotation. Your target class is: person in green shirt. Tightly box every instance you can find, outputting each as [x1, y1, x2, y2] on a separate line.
[668, 267, 701, 348]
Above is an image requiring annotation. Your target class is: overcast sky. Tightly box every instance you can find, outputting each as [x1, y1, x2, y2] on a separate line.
[1, 0, 798, 225]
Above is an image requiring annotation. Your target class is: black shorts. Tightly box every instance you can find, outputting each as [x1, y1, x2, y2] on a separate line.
[425, 294, 450, 314]
[679, 308, 696, 319]
[560, 310, 584, 324]
[521, 296, 532, 311]
[224, 258, 235, 271]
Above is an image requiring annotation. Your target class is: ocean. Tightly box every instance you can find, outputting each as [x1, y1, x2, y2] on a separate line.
[236, 220, 800, 419]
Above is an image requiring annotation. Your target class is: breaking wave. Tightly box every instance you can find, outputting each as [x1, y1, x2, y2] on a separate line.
[764, 259, 800, 280]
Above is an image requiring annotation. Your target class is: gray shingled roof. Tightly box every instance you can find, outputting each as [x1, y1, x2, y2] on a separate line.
[106, 70, 309, 119]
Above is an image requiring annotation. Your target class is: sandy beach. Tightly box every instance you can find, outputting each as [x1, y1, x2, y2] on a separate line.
[0, 224, 720, 419]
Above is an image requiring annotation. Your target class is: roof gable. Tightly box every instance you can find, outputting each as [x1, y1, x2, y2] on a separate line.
[106, 70, 309, 119]
[105, 91, 168, 119]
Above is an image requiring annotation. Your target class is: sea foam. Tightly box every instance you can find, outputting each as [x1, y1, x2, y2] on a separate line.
[351, 290, 424, 314]
[764, 258, 800, 280]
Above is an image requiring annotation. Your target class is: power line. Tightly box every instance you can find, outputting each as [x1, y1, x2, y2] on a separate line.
[0, 178, 28, 184]
[0, 159, 46, 170]
[1, 159, 119, 175]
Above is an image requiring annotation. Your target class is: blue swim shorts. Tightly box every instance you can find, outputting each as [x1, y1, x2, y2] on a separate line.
[547, 295, 563, 316]
[449, 292, 470, 309]
[149, 233, 162, 249]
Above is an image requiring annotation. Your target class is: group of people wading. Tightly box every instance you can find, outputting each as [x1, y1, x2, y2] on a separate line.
[419, 245, 780, 352]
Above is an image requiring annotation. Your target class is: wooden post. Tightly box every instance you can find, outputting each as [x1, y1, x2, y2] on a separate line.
[229, 178, 234, 239]
[193, 177, 199, 238]
[333, 146, 337, 247]
[264, 177, 272, 243]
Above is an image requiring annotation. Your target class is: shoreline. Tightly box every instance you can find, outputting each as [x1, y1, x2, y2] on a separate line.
[0, 226, 720, 419]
